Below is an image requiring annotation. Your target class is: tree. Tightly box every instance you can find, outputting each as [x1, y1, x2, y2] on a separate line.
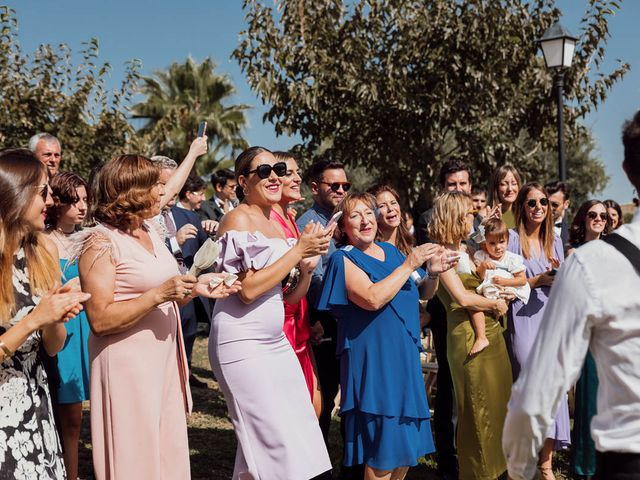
[234, 0, 629, 209]
[130, 57, 250, 175]
[0, 7, 140, 178]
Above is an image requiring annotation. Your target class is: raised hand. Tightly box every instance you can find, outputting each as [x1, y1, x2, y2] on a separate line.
[176, 224, 198, 246]
[30, 282, 92, 327]
[188, 135, 208, 158]
[297, 221, 332, 258]
[405, 243, 441, 271]
[201, 220, 219, 236]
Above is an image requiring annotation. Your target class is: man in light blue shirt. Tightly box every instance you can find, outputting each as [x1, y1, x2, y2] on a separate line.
[297, 159, 353, 475]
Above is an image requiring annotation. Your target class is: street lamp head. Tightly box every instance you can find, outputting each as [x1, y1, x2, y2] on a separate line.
[537, 22, 578, 69]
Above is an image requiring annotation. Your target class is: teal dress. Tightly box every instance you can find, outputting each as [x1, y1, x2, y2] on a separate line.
[57, 258, 91, 403]
[572, 351, 598, 476]
[318, 242, 435, 470]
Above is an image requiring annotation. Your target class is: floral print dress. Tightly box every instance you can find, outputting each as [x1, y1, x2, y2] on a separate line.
[0, 249, 66, 479]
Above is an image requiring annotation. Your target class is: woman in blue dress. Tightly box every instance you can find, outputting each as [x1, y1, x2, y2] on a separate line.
[318, 192, 451, 479]
[46, 172, 91, 480]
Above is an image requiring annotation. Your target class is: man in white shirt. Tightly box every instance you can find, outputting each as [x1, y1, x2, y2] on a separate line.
[503, 111, 640, 480]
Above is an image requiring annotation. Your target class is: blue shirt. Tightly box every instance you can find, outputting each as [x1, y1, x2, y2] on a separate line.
[297, 201, 337, 308]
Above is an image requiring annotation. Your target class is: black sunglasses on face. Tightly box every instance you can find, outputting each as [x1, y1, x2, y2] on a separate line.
[526, 197, 549, 209]
[244, 162, 287, 179]
[587, 211, 608, 221]
[320, 181, 352, 192]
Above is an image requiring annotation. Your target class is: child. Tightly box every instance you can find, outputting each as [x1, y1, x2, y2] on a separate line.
[468, 217, 530, 355]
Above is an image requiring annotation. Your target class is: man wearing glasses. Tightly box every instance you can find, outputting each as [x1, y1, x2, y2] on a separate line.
[198, 169, 238, 222]
[297, 159, 355, 478]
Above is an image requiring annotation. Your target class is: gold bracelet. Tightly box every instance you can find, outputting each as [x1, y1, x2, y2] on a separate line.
[0, 340, 14, 359]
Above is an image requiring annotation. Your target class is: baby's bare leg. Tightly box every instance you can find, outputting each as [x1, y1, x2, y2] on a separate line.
[468, 310, 489, 355]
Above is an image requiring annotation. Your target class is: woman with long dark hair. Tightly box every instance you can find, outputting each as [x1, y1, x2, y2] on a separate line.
[270, 150, 322, 417]
[45, 172, 91, 480]
[0, 148, 90, 478]
[603, 199, 624, 230]
[366, 184, 415, 256]
[507, 182, 571, 478]
[210, 146, 333, 479]
[568, 200, 610, 479]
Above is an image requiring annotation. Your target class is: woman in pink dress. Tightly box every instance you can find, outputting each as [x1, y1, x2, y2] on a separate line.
[210, 146, 333, 479]
[78, 147, 239, 480]
[270, 151, 322, 416]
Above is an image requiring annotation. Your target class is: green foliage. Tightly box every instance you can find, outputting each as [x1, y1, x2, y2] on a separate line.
[0, 6, 140, 178]
[234, 0, 629, 209]
[130, 57, 250, 176]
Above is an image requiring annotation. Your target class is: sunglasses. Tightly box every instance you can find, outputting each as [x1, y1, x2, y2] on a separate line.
[244, 162, 287, 179]
[526, 197, 549, 209]
[320, 181, 352, 192]
[34, 183, 52, 201]
[587, 211, 608, 221]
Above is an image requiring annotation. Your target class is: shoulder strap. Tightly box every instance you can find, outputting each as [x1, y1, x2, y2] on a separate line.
[602, 233, 640, 274]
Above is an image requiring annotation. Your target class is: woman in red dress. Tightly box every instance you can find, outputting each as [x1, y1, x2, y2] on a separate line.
[270, 151, 322, 417]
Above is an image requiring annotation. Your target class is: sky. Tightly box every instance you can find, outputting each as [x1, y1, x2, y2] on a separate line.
[6, 0, 640, 204]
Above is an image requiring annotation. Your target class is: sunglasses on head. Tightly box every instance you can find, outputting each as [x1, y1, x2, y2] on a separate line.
[526, 197, 549, 209]
[587, 211, 608, 221]
[244, 162, 287, 179]
[320, 181, 352, 192]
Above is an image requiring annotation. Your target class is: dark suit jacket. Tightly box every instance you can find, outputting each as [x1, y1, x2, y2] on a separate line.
[197, 197, 225, 223]
[168, 206, 212, 337]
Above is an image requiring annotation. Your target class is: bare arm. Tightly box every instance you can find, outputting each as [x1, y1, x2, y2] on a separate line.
[419, 276, 439, 301]
[217, 211, 331, 304]
[494, 270, 527, 288]
[439, 268, 506, 314]
[79, 242, 197, 336]
[40, 236, 67, 355]
[160, 136, 208, 210]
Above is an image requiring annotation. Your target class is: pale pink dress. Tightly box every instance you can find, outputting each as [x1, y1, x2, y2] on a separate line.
[85, 222, 192, 480]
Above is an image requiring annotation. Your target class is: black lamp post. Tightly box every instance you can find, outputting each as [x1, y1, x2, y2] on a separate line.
[537, 22, 578, 182]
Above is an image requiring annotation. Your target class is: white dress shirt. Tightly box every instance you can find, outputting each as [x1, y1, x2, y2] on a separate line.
[503, 214, 640, 479]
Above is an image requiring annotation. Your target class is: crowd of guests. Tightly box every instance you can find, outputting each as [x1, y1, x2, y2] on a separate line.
[0, 110, 639, 480]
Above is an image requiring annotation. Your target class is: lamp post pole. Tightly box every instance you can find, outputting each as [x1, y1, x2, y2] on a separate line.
[554, 71, 566, 182]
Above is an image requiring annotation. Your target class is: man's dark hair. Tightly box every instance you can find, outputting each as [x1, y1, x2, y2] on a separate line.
[471, 186, 487, 196]
[623, 110, 640, 181]
[179, 174, 206, 200]
[307, 158, 345, 183]
[211, 169, 234, 189]
[438, 159, 471, 189]
[544, 181, 571, 201]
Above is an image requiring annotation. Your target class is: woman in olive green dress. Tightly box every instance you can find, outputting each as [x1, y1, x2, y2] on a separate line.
[489, 165, 522, 229]
[427, 191, 512, 480]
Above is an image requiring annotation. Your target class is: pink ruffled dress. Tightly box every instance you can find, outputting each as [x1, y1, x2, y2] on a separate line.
[208, 230, 331, 480]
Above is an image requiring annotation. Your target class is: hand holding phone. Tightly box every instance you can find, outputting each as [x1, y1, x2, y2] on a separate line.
[197, 121, 207, 138]
[325, 211, 343, 230]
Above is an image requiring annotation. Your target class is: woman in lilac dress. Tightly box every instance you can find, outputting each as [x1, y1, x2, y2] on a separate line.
[209, 146, 333, 479]
[507, 182, 570, 479]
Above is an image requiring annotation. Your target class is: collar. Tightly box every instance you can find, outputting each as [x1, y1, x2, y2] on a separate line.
[176, 201, 190, 210]
[311, 201, 333, 221]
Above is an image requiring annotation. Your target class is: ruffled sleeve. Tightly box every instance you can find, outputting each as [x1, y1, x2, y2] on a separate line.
[506, 251, 526, 274]
[214, 230, 279, 274]
[317, 250, 349, 310]
[67, 225, 119, 271]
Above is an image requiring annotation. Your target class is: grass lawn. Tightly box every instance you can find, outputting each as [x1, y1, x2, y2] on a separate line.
[77, 336, 572, 479]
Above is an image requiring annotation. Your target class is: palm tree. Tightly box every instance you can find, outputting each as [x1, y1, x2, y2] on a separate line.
[131, 57, 249, 174]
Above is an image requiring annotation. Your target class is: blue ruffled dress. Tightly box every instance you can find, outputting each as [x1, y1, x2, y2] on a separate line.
[318, 242, 435, 470]
[57, 258, 91, 403]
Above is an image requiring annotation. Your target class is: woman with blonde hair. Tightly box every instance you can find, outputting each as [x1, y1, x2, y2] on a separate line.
[489, 164, 522, 229]
[0, 148, 90, 478]
[507, 182, 570, 479]
[427, 191, 512, 480]
[79, 147, 239, 479]
[366, 183, 415, 256]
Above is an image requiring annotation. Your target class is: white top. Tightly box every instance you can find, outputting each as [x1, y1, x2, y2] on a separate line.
[455, 251, 474, 275]
[473, 249, 526, 274]
[503, 215, 640, 480]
